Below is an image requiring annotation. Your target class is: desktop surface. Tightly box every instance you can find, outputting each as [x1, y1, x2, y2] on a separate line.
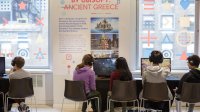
[134, 75, 180, 80]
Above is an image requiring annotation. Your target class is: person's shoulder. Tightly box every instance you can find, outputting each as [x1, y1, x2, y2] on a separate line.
[111, 70, 119, 74]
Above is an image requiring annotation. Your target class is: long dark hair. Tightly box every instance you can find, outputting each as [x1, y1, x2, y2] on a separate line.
[76, 54, 94, 69]
[115, 57, 132, 81]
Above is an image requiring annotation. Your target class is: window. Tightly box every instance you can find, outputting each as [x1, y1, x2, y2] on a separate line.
[137, 0, 197, 69]
[0, 0, 49, 68]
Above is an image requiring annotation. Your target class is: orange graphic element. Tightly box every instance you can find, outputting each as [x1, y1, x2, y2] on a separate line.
[141, 31, 157, 47]
[180, 51, 187, 60]
[36, 18, 44, 26]
[18, 2, 26, 10]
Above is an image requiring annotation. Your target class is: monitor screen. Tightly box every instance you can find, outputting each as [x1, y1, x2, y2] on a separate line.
[0, 57, 5, 76]
[141, 58, 171, 76]
[93, 58, 116, 77]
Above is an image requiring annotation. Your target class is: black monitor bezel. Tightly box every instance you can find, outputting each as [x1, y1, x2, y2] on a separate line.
[0, 57, 5, 76]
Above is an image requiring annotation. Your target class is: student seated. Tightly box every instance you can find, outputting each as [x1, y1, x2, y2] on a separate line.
[175, 55, 200, 112]
[108, 57, 133, 112]
[73, 54, 101, 112]
[8, 56, 31, 111]
[141, 50, 172, 112]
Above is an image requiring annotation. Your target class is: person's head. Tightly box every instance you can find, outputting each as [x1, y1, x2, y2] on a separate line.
[115, 57, 132, 80]
[149, 50, 163, 64]
[77, 54, 94, 69]
[115, 57, 129, 70]
[82, 54, 94, 66]
[11, 56, 25, 69]
[187, 55, 200, 69]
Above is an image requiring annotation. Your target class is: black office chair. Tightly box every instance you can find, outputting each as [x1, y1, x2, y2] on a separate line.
[108, 80, 139, 112]
[61, 80, 100, 112]
[176, 82, 200, 112]
[140, 82, 171, 112]
[5, 77, 37, 112]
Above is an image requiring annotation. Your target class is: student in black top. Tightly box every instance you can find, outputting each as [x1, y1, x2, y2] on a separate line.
[176, 55, 200, 112]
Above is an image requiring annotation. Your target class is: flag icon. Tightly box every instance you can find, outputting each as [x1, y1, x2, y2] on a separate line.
[144, 0, 155, 10]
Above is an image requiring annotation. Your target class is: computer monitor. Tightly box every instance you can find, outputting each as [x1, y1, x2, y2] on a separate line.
[141, 58, 171, 76]
[93, 58, 116, 77]
[0, 57, 5, 76]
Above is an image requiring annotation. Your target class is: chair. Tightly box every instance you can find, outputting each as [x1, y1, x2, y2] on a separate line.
[5, 77, 37, 112]
[61, 80, 100, 112]
[176, 82, 200, 112]
[108, 80, 139, 112]
[140, 82, 171, 111]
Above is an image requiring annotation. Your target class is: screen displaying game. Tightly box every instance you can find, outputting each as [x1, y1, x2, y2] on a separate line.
[93, 58, 116, 77]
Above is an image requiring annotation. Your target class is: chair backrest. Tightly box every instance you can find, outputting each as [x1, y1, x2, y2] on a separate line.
[64, 80, 87, 101]
[143, 82, 169, 101]
[111, 80, 137, 101]
[181, 82, 200, 103]
[9, 77, 34, 98]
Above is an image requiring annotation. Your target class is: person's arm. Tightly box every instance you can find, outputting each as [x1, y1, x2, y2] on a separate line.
[142, 71, 147, 84]
[89, 71, 96, 91]
[162, 67, 171, 77]
[109, 72, 115, 91]
[176, 73, 188, 94]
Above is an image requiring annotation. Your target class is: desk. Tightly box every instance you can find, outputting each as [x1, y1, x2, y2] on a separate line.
[0, 76, 9, 110]
[96, 76, 180, 111]
[0, 76, 9, 93]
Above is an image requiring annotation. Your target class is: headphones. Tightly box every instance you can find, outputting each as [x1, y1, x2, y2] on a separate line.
[11, 58, 16, 66]
[149, 55, 154, 62]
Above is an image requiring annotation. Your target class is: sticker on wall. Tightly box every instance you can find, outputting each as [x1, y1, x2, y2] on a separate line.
[180, 0, 190, 10]
[144, 0, 155, 10]
[180, 16, 190, 27]
[34, 48, 46, 61]
[180, 51, 187, 60]
[18, 1, 26, 10]
[36, 17, 44, 26]
[17, 48, 29, 58]
[161, 34, 173, 50]
[162, 49, 173, 58]
[160, 15, 174, 30]
[142, 43, 154, 58]
[162, 1, 171, 11]
[141, 31, 157, 47]
[143, 15, 155, 31]
[66, 54, 72, 60]
[176, 30, 192, 47]
[162, 34, 172, 43]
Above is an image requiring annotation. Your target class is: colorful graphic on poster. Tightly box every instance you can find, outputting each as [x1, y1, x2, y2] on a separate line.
[91, 18, 118, 33]
[91, 34, 118, 58]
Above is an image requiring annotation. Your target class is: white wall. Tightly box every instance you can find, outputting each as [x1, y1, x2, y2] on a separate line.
[50, 0, 136, 107]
